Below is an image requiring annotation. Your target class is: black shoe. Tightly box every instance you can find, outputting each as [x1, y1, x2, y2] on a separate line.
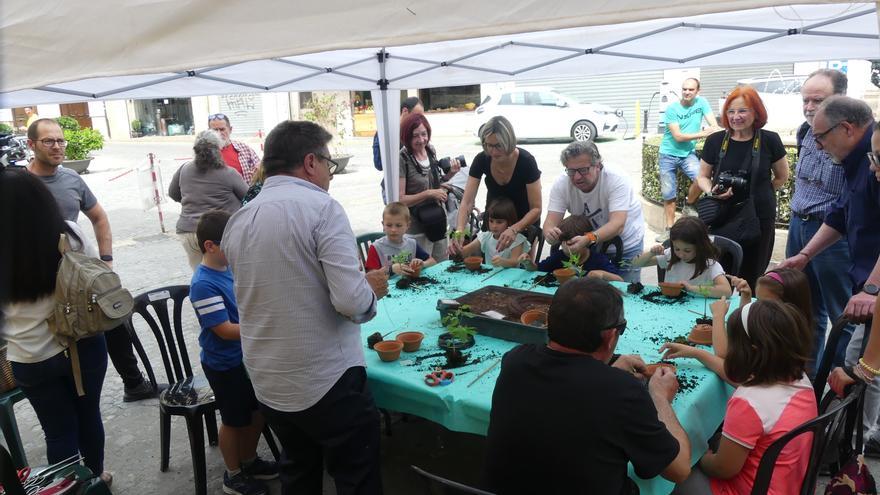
[864, 437, 880, 458]
[223, 471, 267, 495]
[123, 379, 157, 402]
[242, 457, 279, 480]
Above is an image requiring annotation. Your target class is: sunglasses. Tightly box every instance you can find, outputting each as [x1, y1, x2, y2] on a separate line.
[607, 319, 627, 336]
[208, 113, 228, 122]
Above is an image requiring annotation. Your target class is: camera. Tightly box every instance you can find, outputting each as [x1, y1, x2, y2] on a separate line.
[439, 155, 466, 173]
[714, 170, 749, 195]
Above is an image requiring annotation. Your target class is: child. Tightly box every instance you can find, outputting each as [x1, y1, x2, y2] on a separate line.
[634, 217, 732, 298]
[365, 202, 436, 276]
[190, 210, 278, 495]
[457, 198, 530, 268]
[671, 300, 817, 495]
[520, 214, 622, 282]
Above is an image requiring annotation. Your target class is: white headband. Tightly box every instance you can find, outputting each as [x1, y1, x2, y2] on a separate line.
[741, 302, 754, 337]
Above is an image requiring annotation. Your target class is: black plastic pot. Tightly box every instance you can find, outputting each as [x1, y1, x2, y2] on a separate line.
[437, 332, 475, 352]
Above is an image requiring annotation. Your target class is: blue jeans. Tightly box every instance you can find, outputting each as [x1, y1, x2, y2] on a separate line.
[659, 152, 700, 201]
[618, 241, 645, 284]
[11, 335, 108, 474]
[786, 216, 854, 369]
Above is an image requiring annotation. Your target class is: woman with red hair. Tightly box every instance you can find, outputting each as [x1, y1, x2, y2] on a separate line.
[695, 86, 789, 288]
[398, 113, 461, 260]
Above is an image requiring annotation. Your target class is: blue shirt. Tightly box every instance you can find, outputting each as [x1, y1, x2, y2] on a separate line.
[823, 124, 880, 290]
[790, 127, 847, 216]
[659, 97, 713, 157]
[190, 264, 242, 370]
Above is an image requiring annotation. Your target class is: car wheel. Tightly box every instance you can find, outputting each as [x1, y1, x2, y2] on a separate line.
[571, 120, 597, 142]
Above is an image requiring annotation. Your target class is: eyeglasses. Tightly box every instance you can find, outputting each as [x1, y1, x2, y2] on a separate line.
[208, 113, 228, 122]
[813, 122, 841, 143]
[483, 142, 504, 152]
[565, 166, 595, 178]
[867, 152, 880, 168]
[315, 153, 339, 176]
[37, 139, 67, 148]
[606, 319, 627, 336]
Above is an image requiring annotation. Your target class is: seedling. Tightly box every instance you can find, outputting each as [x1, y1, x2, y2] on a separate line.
[449, 228, 470, 242]
[441, 305, 477, 348]
[562, 252, 585, 277]
[690, 283, 714, 319]
[390, 251, 413, 265]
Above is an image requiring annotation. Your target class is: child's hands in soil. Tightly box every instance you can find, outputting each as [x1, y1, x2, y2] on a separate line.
[660, 342, 698, 360]
[491, 255, 512, 267]
[391, 263, 414, 277]
[410, 258, 424, 270]
[517, 253, 537, 271]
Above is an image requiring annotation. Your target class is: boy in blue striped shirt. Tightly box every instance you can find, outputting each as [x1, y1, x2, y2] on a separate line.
[191, 210, 278, 495]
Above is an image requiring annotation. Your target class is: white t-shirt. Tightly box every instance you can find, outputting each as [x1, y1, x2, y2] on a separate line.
[657, 248, 725, 285]
[547, 167, 645, 253]
[477, 231, 531, 260]
[2, 222, 97, 363]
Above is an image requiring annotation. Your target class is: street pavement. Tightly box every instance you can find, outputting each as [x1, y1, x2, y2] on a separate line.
[6, 128, 853, 494]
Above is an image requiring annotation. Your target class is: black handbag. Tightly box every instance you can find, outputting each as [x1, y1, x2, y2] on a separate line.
[698, 131, 763, 245]
[407, 151, 448, 242]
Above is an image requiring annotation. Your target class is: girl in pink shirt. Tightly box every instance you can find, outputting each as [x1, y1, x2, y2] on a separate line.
[673, 299, 817, 494]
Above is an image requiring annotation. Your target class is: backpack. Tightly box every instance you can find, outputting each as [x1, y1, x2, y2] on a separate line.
[47, 233, 134, 396]
[796, 120, 810, 157]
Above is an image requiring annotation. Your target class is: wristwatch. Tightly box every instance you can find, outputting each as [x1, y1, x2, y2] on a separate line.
[863, 283, 879, 296]
[100, 254, 113, 262]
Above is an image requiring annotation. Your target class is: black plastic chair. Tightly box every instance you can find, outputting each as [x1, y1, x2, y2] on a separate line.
[356, 232, 384, 268]
[600, 235, 624, 267]
[812, 316, 854, 401]
[750, 384, 864, 495]
[656, 235, 742, 282]
[125, 285, 279, 495]
[411, 465, 495, 495]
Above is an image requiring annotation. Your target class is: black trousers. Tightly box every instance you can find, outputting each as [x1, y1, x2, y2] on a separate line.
[738, 217, 775, 290]
[104, 324, 144, 388]
[259, 366, 383, 495]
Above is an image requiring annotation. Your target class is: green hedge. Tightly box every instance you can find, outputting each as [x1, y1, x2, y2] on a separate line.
[641, 135, 798, 228]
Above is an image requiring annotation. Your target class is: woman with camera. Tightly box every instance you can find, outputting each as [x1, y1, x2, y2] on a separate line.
[695, 86, 789, 288]
[450, 116, 542, 256]
[398, 112, 461, 261]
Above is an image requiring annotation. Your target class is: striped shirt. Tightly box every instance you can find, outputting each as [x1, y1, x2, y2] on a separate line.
[789, 127, 846, 217]
[222, 175, 377, 412]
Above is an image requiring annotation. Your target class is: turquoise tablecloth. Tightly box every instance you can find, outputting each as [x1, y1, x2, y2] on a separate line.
[361, 261, 734, 495]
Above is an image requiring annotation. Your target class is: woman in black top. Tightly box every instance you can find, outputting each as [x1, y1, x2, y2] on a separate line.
[695, 86, 789, 288]
[450, 116, 542, 255]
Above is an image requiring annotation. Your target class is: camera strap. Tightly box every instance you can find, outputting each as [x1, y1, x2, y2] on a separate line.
[713, 130, 762, 196]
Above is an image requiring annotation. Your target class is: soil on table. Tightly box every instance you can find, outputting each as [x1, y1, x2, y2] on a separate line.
[695, 317, 713, 325]
[411, 349, 505, 373]
[395, 275, 439, 291]
[455, 288, 552, 322]
[528, 273, 559, 288]
[627, 282, 644, 294]
[640, 290, 691, 305]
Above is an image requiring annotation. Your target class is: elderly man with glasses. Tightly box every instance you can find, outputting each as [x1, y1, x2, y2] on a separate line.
[542, 140, 646, 282]
[208, 113, 261, 184]
[24, 118, 157, 403]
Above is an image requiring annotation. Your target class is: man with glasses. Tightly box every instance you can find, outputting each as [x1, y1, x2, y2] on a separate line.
[208, 113, 260, 184]
[486, 277, 691, 493]
[778, 95, 880, 453]
[543, 141, 646, 282]
[656, 78, 720, 242]
[785, 69, 852, 372]
[25, 118, 157, 402]
[223, 120, 388, 493]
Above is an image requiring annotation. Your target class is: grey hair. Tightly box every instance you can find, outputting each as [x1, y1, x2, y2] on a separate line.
[807, 69, 847, 95]
[479, 116, 517, 154]
[560, 141, 602, 167]
[819, 96, 874, 128]
[192, 130, 225, 172]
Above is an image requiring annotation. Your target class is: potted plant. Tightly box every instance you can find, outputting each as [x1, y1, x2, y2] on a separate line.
[390, 251, 421, 278]
[130, 119, 142, 138]
[554, 252, 582, 285]
[56, 116, 104, 174]
[303, 92, 353, 173]
[439, 305, 477, 367]
[448, 229, 471, 262]
[688, 284, 714, 345]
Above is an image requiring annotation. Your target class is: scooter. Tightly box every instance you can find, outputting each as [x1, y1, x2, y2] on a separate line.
[0, 133, 31, 168]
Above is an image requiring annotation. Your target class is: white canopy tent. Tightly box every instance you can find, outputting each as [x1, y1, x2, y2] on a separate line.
[2, 1, 878, 202]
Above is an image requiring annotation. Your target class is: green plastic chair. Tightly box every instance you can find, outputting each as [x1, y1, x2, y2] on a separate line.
[356, 232, 384, 268]
[0, 387, 27, 469]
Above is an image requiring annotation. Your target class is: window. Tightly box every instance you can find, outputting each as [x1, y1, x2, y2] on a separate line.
[528, 92, 559, 106]
[499, 92, 526, 105]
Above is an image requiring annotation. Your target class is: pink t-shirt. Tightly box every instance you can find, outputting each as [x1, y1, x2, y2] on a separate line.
[711, 375, 817, 495]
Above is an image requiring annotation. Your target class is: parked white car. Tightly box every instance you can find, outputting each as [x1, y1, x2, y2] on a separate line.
[475, 87, 622, 142]
[722, 75, 807, 131]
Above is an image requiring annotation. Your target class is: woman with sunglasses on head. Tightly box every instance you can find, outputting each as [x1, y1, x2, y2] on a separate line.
[168, 130, 248, 270]
[398, 113, 462, 261]
[450, 116, 542, 256]
[694, 86, 789, 289]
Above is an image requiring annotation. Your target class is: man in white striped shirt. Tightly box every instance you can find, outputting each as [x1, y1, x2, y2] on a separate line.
[223, 121, 389, 494]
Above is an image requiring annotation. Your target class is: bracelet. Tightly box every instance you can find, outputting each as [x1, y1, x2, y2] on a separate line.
[854, 363, 876, 384]
[859, 358, 880, 376]
[797, 251, 811, 261]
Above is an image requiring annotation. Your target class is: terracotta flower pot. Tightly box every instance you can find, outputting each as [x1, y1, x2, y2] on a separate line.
[553, 268, 576, 285]
[658, 282, 684, 297]
[520, 309, 548, 328]
[644, 362, 677, 378]
[464, 256, 483, 271]
[396, 331, 425, 352]
[408, 264, 422, 279]
[373, 341, 404, 362]
[688, 324, 713, 345]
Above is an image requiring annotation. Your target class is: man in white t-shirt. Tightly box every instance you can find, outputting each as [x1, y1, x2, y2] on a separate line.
[544, 141, 646, 282]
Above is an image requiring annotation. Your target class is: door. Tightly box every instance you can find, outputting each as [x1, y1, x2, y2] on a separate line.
[60, 103, 92, 129]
